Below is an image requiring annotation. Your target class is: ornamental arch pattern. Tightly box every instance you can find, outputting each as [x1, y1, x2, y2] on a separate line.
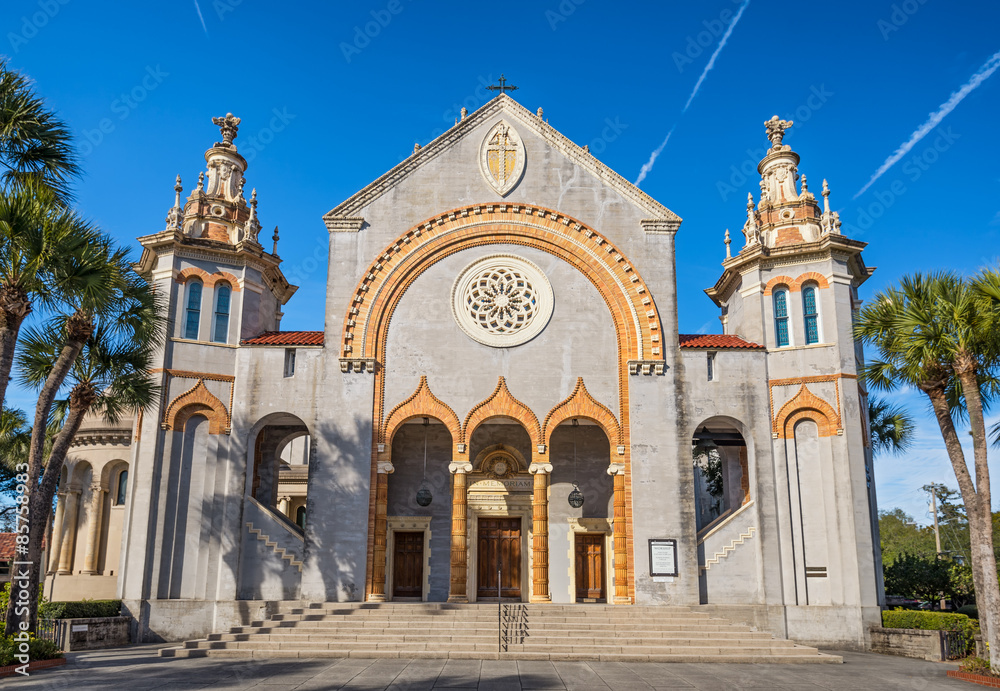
[774, 384, 840, 438]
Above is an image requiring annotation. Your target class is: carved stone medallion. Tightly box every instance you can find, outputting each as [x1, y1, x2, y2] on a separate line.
[482, 452, 520, 480]
[451, 254, 554, 348]
[479, 120, 525, 196]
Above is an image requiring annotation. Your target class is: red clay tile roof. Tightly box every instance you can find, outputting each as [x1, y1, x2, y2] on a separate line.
[678, 334, 765, 350]
[241, 331, 324, 346]
[0, 533, 45, 560]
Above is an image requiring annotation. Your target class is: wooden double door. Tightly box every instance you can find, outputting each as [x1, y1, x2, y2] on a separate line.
[575, 533, 606, 601]
[477, 517, 521, 600]
[392, 531, 424, 599]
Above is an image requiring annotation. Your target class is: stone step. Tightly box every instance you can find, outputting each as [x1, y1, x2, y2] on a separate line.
[233, 621, 753, 634]
[207, 629, 775, 643]
[193, 634, 783, 649]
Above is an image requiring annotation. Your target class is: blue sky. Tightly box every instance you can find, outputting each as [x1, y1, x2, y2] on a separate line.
[2, 0, 999, 524]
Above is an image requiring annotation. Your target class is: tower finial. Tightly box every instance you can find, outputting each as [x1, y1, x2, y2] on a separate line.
[212, 112, 241, 148]
[173, 175, 183, 208]
[272, 225, 280, 255]
[724, 229, 731, 259]
[196, 171, 204, 192]
[822, 178, 831, 214]
[764, 115, 793, 148]
[165, 174, 184, 232]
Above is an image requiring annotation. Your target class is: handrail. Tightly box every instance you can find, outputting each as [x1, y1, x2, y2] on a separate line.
[245, 495, 304, 539]
[697, 500, 755, 544]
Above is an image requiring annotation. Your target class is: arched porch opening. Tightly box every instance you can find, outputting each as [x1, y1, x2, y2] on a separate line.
[247, 412, 311, 530]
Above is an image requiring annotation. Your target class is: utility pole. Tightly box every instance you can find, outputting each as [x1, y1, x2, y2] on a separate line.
[927, 484, 947, 610]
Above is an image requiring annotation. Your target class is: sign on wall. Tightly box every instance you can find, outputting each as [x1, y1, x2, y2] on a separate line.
[649, 539, 678, 578]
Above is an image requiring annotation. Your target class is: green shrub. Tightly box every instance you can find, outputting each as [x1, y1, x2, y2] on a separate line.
[44, 599, 121, 619]
[0, 634, 63, 666]
[959, 656, 995, 676]
[883, 608, 980, 655]
[957, 604, 979, 619]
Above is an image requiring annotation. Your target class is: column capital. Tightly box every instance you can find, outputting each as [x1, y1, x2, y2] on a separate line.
[376, 461, 395, 474]
[528, 462, 553, 475]
[607, 463, 626, 476]
[89, 484, 107, 495]
[448, 461, 473, 475]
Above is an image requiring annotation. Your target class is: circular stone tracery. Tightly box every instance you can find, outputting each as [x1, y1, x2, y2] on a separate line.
[451, 254, 554, 348]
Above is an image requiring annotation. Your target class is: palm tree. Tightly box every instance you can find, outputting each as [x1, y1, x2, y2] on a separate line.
[0, 182, 102, 408]
[0, 60, 79, 202]
[974, 268, 1000, 451]
[3, 240, 164, 635]
[868, 396, 914, 457]
[857, 271, 1000, 671]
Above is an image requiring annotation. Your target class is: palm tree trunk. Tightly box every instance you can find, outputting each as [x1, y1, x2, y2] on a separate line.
[922, 385, 993, 643]
[24, 311, 91, 497]
[955, 362, 1000, 670]
[3, 400, 88, 635]
[0, 317, 24, 406]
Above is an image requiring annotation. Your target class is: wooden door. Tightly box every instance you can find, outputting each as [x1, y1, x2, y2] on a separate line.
[477, 517, 521, 600]
[575, 533, 605, 601]
[392, 531, 424, 599]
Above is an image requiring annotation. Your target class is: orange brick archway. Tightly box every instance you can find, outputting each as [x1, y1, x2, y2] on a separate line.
[774, 384, 840, 438]
[356, 204, 647, 604]
[542, 377, 622, 447]
[381, 376, 462, 450]
[162, 379, 229, 435]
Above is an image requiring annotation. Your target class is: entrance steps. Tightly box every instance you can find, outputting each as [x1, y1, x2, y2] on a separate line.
[159, 603, 841, 663]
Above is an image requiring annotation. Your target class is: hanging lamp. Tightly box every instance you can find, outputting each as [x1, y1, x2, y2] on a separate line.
[568, 418, 585, 508]
[415, 417, 433, 506]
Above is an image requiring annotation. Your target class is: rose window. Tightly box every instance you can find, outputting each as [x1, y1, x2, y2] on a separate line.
[452, 255, 553, 347]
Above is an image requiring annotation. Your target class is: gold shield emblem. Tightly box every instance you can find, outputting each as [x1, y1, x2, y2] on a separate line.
[479, 120, 525, 196]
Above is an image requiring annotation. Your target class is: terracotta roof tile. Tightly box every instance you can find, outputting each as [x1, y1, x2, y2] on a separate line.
[0, 533, 45, 560]
[678, 334, 765, 350]
[241, 331, 324, 346]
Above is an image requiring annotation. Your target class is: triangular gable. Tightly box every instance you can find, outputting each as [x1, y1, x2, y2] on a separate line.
[324, 94, 681, 226]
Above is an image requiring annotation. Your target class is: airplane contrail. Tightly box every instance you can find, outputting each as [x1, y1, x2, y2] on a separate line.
[634, 126, 675, 186]
[683, 0, 751, 113]
[854, 48, 1000, 199]
[635, 0, 751, 186]
[194, 0, 208, 35]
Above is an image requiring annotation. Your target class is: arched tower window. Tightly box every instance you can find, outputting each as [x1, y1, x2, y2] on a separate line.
[773, 288, 790, 347]
[803, 285, 819, 345]
[212, 283, 231, 343]
[184, 280, 203, 340]
[115, 469, 128, 506]
[296, 505, 306, 529]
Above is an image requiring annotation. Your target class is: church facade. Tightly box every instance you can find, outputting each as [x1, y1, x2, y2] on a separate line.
[51, 94, 883, 649]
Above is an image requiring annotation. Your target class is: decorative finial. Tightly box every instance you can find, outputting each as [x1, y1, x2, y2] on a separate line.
[822, 178, 831, 213]
[165, 175, 184, 232]
[724, 229, 731, 259]
[212, 112, 241, 148]
[747, 192, 755, 211]
[173, 175, 183, 208]
[413, 143, 421, 154]
[272, 225, 280, 255]
[196, 171, 204, 192]
[583, 144, 589, 153]
[536, 107, 543, 118]
[460, 107, 468, 120]
[250, 187, 258, 208]
[800, 174, 808, 193]
[764, 115, 793, 148]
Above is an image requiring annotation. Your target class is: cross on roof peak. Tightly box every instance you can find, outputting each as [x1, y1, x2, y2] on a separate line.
[487, 74, 519, 95]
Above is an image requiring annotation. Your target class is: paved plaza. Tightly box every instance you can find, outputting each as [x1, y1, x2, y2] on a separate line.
[9, 646, 966, 690]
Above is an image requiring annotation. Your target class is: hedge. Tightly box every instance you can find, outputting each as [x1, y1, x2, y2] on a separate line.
[957, 605, 979, 619]
[0, 635, 62, 665]
[43, 600, 121, 620]
[883, 608, 980, 654]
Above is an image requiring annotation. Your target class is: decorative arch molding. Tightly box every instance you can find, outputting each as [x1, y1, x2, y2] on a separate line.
[340, 203, 662, 368]
[472, 443, 529, 472]
[161, 379, 229, 435]
[99, 459, 129, 491]
[381, 376, 462, 448]
[774, 384, 840, 438]
[764, 272, 830, 296]
[463, 376, 542, 448]
[542, 377, 622, 447]
[175, 267, 242, 291]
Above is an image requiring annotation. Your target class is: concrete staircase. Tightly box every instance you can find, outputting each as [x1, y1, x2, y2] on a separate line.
[159, 603, 841, 663]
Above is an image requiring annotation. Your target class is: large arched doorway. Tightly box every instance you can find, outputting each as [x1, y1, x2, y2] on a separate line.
[248, 412, 311, 530]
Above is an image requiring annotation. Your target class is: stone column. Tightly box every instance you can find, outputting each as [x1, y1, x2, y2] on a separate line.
[368, 461, 394, 602]
[81, 484, 107, 575]
[608, 464, 630, 604]
[57, 489, 81, 575]
[277, 496, 291, 517]
[447, 461, 473, 603]
[47, 492, 67, 574]
[529, 462, 552, 603]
